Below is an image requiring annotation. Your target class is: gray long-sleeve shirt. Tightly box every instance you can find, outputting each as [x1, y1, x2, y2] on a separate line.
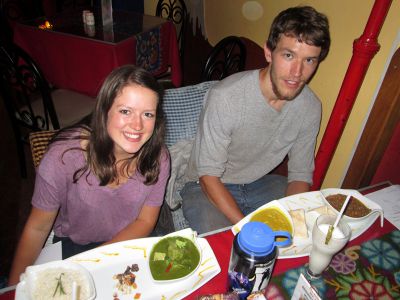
[185, 70, 322, 185]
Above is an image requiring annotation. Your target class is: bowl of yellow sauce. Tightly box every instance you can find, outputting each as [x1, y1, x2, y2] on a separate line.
[232, 200, 294, 240]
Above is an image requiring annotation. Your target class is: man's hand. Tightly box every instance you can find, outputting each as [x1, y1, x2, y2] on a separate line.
[286, 180, 310, 196]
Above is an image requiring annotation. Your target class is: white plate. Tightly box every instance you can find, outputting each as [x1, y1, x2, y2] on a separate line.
[64, 229, 220, 300]
[231, 190, 384, 259]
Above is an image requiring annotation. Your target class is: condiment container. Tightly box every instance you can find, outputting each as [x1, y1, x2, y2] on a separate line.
[82, 10, 91, 23]
[85, 12, 95, 26]
[228, 221, 291, 299]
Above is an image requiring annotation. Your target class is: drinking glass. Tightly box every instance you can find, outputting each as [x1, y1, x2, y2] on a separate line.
[306, 214, 351, 279]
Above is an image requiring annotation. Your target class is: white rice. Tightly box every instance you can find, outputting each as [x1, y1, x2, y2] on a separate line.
[30, 267, 90, 300]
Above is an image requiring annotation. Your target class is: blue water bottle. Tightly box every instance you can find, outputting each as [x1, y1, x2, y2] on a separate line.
[228, 221, 292, 299]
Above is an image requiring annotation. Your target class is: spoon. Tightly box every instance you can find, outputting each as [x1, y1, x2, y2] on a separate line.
[72, 281, 78, 300]
[325, 194, 351, 244]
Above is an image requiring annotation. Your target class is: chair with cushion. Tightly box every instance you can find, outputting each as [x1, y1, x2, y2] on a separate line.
[161, 81, 217, 230]
[156, 0, 187, 61]
[0, 43, 95, 177]
[201, 36, 246, 81]
[155, 0, 187, 87]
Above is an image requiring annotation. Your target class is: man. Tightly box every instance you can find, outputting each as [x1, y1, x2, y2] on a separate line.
[181, 6, 330, 234]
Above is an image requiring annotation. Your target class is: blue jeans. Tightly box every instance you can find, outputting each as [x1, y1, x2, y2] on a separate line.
[181, 174, 287, 234]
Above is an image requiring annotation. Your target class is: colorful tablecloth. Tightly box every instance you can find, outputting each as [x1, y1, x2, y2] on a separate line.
[266, 230, 400, 299]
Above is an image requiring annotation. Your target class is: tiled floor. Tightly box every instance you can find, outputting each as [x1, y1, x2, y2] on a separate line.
[0, 104, 35, 287]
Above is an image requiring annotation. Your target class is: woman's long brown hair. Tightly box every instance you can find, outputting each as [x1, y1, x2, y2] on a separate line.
[52, 65, 165, 186]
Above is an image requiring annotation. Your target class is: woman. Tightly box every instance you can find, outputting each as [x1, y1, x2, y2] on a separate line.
[8, 65, 170, 285]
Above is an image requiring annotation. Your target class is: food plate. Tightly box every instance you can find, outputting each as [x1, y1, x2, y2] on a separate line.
[66, 229, 219, 300]
[232, 190, 383, 259]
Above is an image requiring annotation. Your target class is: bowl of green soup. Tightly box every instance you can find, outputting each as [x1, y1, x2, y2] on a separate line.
[149, 230, 201, 282]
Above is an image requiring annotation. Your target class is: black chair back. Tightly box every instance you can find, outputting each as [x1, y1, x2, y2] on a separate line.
[156, 0, 187, 61]
[1, 42, 95, 178]
[0, 43, 60, 132]
[201, 36, 247, 81]
[0, 43, 62, 177]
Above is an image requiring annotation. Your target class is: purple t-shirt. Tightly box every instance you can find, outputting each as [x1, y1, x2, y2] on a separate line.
[32, 139, 170, 244]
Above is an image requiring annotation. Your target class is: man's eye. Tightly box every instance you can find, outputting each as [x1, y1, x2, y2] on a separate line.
[306, 58, 316, 65]
[284, 53, 293, 59]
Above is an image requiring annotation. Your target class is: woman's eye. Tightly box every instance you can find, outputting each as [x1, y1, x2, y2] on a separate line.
[119, 109, 130, 115]
[144, 112, 155, 118]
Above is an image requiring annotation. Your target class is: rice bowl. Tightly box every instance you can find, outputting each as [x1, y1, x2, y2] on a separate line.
[20, 260, 95, 300]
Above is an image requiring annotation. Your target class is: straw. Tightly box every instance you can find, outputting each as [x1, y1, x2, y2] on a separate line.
[325, 194, 351, 244]
[71, 281, 78, 300]
[333, 194, 351, 228]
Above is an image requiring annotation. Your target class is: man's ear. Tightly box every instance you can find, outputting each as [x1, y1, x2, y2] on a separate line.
[264, 44, 272, 64]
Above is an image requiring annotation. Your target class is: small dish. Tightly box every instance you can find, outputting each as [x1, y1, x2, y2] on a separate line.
[232, 200, 294, 237]
[148, 228, 202, 283]
[320, 188, 384, 225]
[17, 260, 96, 300]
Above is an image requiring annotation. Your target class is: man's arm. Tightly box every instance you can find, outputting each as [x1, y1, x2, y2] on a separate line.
[286, 180, 310, 196]
[199, 175, 244, 224]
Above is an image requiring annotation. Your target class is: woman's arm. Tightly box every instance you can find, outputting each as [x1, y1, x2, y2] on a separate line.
[8, 207, 57, 286]
[103, 204, 161, 245]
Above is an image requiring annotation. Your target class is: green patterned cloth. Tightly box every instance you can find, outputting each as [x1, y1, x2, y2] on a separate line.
[265, 230, 400, 299]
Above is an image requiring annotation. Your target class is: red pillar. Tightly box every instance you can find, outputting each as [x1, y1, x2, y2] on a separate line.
[311, 0, 393, 190]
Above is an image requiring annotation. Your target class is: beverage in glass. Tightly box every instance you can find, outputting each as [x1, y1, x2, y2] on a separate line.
[307, 214, 351, 278]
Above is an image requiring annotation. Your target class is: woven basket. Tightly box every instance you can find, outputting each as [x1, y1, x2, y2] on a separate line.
[29, 130, 57, 168]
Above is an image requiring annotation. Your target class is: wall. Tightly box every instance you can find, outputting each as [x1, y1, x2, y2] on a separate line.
[145, 0, 400, 188]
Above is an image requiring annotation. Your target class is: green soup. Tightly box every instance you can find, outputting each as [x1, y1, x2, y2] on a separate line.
[149, 236, 200, 280]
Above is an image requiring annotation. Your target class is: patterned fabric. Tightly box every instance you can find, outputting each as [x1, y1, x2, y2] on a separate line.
[265, 230, 400, 299]
[163, 81, 217, 147]
[136, 27, 161, 74]
[29, 130, 57, 168]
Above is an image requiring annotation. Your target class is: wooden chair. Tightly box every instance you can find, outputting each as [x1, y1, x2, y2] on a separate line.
[201, 36, 247, 81]
[0, 43, 95, 177]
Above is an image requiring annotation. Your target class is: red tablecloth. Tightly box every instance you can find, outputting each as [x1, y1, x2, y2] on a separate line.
[13, 19, 182, 98]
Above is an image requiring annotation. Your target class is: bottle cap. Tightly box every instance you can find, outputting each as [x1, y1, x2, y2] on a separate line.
[237, 221, 275, 256]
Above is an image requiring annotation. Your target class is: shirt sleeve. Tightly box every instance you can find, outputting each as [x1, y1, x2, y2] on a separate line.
[287, 100, 322, 185]
[31, 143, 68, 211]
[195, 88, 237, 178]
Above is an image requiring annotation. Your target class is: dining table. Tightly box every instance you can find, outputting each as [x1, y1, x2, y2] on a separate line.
[13, 8, 182, 98]
[1, 183, 398, 299]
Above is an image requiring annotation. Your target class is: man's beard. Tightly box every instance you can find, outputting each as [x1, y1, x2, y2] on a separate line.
[270, 67, 305, 101]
